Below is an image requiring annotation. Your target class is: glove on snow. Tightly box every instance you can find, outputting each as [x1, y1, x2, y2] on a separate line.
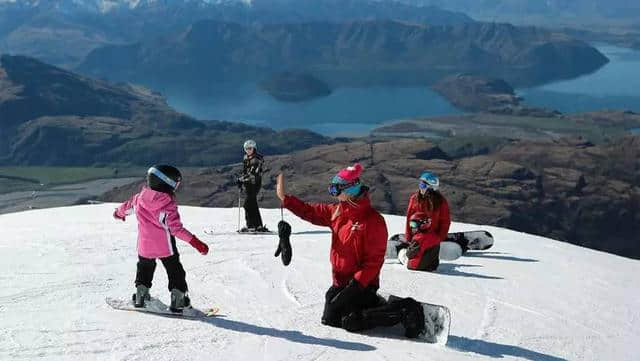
[113, 209, 125, 221]
[274, 220, 292, 266]
[189, 236, 209, 255]
[405, 241, 421, 259]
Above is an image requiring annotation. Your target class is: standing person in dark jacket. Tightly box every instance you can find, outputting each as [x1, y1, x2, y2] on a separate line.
[276, 163, 427, 338]
[238, 139, 268, 232]
[401, 171, 451, 271]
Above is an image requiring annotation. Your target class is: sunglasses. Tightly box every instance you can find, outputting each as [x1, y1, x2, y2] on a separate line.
[328, 180, 359, 196]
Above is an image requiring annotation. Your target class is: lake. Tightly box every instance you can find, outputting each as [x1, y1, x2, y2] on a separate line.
[167, 44, 640, 137]
[168, 85, 461, 137]
[518, 45, 640, 113]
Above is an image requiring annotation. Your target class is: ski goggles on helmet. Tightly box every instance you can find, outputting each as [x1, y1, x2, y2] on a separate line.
[148, 167, 181, 191]
[418, 180, 438, 191]
[328, 180, 360, 196]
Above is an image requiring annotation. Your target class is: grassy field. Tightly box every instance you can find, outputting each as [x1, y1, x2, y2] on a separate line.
[0, 167, 145, 194]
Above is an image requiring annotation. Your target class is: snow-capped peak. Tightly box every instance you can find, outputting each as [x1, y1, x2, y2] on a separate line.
[0, 0, 253, 13]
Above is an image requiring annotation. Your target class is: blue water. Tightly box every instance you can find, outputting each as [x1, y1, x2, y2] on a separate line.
[168, 84, 461, 137]
[167, 44, 640, 136]
[519, 45, 640, 113]
[632, 128, 640, 134]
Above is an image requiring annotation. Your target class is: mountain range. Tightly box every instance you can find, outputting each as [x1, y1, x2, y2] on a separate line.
[402, 0, 640, 26]
[0, 54, 329, 165]
[77, 20, 609, 95]
[0, 0, 472, 68]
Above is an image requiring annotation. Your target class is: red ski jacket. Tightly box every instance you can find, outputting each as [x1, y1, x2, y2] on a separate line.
[404, 192, 451, 246]
[283, 194, 388, 288]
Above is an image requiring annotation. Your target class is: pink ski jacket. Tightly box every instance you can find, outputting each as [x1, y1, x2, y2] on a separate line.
[115, 187, 194, 259]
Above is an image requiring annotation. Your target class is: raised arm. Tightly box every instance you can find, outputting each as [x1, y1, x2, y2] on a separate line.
[277, 173, 333, 227]
[283, 195, 334, 227]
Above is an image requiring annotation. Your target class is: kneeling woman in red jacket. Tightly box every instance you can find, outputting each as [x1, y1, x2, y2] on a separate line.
[276, 164, 426, 338]
[402, 171, 451, 271]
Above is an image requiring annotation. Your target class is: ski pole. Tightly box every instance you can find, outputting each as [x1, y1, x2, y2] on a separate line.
[237, 186, 242, 232]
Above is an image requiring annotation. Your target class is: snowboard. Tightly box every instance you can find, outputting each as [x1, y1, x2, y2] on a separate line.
[385, 234, 463, 262]
[385, 230, 494, 263]
[105, 296, 219, 318]
[382, 294, 451, 345]
[445, 230, 494, 251]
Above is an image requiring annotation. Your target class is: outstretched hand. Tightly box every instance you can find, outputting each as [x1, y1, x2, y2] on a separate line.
[276, 173, 285, 201]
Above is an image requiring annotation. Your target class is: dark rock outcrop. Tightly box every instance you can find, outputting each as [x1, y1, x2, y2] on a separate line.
[433, 74, 562, 116]
[433, 74, 521, 112]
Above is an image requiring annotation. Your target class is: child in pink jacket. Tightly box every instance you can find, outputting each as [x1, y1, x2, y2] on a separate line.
[113, 165, 209, 312]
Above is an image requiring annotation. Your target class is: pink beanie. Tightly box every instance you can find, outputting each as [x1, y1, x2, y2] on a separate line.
[333, 163, 363, 183]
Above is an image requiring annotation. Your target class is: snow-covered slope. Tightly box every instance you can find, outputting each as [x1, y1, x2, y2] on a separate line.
[0, 204, 638, 361]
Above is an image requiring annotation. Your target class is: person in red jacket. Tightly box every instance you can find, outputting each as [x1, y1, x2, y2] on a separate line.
[402, 171, 451, 271]
[276, 164, 426, 338]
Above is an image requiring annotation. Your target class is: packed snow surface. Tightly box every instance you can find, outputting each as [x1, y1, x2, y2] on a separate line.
[0, 204, 638, 361]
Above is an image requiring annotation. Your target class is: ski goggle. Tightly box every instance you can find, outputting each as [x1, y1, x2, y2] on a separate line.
[147, 167, 181, 190]
[418, 180, 437, 191]
[409, 219, 429, 231]
[328, 181, 359, 196]
[409, 220, 423, 229]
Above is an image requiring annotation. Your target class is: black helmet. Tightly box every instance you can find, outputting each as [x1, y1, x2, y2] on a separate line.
[147, 165, 182, 194]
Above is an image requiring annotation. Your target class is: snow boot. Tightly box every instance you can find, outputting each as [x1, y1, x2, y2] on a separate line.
[169, 289, 191, 313]
[256, 225, 270, 233]
[400, 297, 425, 338]
[132, 285, 150, 308]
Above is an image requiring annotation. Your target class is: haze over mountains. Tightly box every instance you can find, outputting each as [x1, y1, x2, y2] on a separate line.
[77, 20, 608, 96]
[403, 0, 640, 26]
[0, 0, 472, 67]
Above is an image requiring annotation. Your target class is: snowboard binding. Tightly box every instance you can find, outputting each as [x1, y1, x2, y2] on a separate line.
[169, 289, 191, 313]
[132, 285, 150, 308]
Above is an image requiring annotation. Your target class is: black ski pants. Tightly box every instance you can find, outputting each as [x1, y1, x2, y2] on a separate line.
[243, 180, 263, 229]
[322, 285, 418, 332]
[135, 236, 188, 293]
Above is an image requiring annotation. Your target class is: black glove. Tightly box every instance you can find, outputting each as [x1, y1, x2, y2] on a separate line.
[329, 279, 363, 312]
[274, 220, 292, 266]
[405, 240, 421, 259]
[236, 174, 249, 188]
